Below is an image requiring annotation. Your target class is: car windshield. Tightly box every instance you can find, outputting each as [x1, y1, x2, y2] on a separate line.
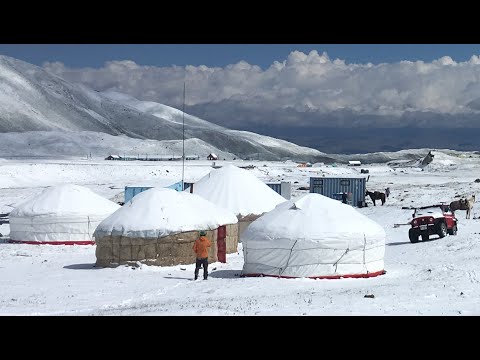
[415, 207, 444, 217]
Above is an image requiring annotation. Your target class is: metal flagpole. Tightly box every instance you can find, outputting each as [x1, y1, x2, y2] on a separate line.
[182, 81, 186, 190]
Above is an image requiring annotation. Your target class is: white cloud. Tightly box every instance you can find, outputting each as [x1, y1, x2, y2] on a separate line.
[42, 50, 480, 119]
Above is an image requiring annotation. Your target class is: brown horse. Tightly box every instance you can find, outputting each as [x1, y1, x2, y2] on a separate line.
[366, 190, 386, 206]
[450, 194, 475, 219]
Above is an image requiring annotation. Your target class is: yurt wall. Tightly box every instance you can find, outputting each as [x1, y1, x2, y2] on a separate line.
[96, 224, 238, 267]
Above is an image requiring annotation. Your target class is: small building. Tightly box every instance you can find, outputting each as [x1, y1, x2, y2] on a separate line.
[121, 156, 138, 161]
[266, 181, 291, 200]
[143, 155, 182, 161]
[348, 160, 362, 166]
[207, 153, 218, 161]
[105, 155, 122, 160]
[310, 176, 367, 207]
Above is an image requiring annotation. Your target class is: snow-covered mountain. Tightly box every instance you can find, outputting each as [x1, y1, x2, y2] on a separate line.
[0, 131, 236, 159]
[0, 55, 333, 162]
[327, 148, 480, 164]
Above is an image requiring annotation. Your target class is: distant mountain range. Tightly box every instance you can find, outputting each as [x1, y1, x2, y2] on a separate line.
[186, 101, 480, 154]
[3, 54, 480, 159]
[0, 55, 333, 162]
[243, 126, 480, 154]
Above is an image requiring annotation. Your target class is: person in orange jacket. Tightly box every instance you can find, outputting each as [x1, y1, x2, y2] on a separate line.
[193, 230, 212, 280]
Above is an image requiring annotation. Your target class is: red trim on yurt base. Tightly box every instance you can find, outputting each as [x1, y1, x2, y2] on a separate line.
[242, 269, 386, 279]
[8, 240, 95, 245]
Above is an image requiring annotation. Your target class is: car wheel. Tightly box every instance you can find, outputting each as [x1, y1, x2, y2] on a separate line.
[451, 225, 457, 235]
[448, 224, 458, 235]
[409, 228, 419, 243]
[438, 222, 447, 238]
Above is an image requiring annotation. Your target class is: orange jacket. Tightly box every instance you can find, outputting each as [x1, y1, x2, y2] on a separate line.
[193, 236, 212, 258]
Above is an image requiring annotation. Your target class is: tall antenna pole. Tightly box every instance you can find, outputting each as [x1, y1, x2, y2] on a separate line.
[182, 81, 186, 190]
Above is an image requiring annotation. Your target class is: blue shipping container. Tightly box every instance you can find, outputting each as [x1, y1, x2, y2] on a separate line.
[309, 176, 366, 207]
[124, 186, 152, 203]
[266, 181, 291, 200]
[124, 180, 184, 203]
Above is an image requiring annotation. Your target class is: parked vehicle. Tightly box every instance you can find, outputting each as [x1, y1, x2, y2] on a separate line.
[408, 204, 458, 243]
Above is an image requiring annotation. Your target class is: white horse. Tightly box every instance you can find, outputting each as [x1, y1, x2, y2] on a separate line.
[466, 194, 475, 219]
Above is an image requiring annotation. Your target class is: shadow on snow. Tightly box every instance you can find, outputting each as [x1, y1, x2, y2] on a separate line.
[63, 263, 100, 270]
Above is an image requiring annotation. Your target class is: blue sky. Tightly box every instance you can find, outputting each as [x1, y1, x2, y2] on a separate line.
[1, 44, 480, 68]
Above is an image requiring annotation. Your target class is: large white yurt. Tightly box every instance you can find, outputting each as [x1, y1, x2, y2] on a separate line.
[9, 184, 120, 245]
[94, 187, 238, 267]
[241, 193, 386, 279]
[187, 164, 286, 235]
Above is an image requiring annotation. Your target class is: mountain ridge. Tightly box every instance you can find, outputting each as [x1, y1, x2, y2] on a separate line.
[0, 55, 332, 162]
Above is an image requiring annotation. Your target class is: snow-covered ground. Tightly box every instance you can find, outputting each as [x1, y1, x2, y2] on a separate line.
[1, 151, 480, 315]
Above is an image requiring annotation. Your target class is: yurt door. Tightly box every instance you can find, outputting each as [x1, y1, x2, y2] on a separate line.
[217, 225, 227, 263]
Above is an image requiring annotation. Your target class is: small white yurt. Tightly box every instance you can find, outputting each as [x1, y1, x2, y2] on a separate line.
[9, 184, 120, 245]
[241, 193, 386, 279]
[187, 164, 286, 235]
[94, 188, 238, 267]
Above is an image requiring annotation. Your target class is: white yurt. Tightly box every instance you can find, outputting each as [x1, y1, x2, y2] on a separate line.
[9, 184, 120, 245]
[187, 164, 286, 235]
[94, 187, 238, 267]
[241, 193, 386, 279]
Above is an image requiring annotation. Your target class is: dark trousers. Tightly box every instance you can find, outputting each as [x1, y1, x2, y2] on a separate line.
[195, 257, 208, 279]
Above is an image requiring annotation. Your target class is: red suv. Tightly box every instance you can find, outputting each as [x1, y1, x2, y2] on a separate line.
[408, 204, 458, 243]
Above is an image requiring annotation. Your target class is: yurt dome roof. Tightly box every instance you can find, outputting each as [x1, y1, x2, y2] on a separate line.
[10, 184, 120, 218]
[242, 193, 385, 243]
[94, 187, 238, 239]
[187, 164, 285, 217]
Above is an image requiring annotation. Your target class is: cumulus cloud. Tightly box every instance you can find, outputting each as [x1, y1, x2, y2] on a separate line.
[43, 50, 480, 128]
